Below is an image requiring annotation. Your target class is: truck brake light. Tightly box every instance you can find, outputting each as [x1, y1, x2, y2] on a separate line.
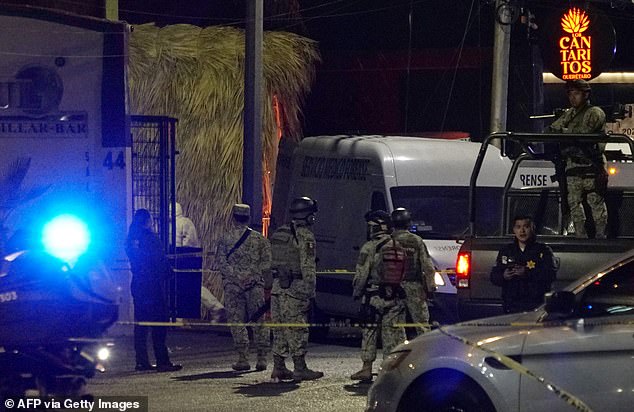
[456, 252, 471, 288]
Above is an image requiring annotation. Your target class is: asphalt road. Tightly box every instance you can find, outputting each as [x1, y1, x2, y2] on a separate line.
[89, 327, 371, 412]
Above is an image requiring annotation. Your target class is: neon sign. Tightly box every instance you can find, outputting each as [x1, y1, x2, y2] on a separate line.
[542, 6, 615, 81]
[559, 8, 592, 80]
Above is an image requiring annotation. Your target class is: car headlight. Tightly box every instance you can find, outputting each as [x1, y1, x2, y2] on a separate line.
[380, 350, 411, 372]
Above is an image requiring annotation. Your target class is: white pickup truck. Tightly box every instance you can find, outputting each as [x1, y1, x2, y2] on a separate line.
[276, 135, 552, 331]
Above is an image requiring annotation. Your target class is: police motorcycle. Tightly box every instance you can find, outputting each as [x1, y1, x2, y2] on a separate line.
[0, 214, 118, 400]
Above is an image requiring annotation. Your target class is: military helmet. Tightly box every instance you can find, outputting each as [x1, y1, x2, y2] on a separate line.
[566, 79, 591, 92]
[232, 203, 251, 218]
[289, 196, 318, 220]
[365, 210, 390, 225]
[391, 207, 411, 228]
[365, 209, 391, 239]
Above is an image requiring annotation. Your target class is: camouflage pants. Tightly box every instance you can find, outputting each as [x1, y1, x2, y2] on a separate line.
[270, 292, 310, 358]
[224, 284, 270, 356]
[360, 296, 406, 363]
[401, 281, 430, 336]
[567, 175, 607, 237]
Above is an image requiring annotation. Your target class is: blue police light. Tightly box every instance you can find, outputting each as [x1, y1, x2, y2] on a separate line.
[42, 214, 91, 264]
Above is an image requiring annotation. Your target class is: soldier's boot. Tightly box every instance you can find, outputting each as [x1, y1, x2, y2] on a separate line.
[270, 355, 293, 381]
[573, 221, 587, 238]
[231, 353, 250, 371]
[594, 222, 607, 239]
[292, 355, 324, 382]
[255, 350, 268, 371]
[350, 361, 373, 382]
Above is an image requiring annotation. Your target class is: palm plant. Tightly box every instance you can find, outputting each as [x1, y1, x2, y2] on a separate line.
[0, 158, 50, 253]
[128, 24, 319, 301]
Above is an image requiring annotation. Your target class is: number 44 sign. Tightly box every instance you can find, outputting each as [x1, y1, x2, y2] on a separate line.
[103, 150, 125, 170]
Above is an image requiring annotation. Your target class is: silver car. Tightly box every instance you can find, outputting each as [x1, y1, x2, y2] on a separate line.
[367, 250, 634, 412]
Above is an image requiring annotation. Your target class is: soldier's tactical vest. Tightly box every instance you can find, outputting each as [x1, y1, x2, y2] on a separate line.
[270, 225, 301, 273]
[375, 237, 406, 285]
[392, 232, 421, 282]
[560, 104, 604, 171]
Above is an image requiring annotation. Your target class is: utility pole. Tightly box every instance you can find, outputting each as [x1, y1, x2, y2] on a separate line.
[243, 0, 263, 230]
[490, 0, 512, 135]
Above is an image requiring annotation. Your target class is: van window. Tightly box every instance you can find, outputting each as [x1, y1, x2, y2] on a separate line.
[390, 186, 503, 239]
[371, 191, 387, 212]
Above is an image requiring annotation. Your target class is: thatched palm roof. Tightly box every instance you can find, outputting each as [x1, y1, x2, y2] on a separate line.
[128, 23, 319, 245]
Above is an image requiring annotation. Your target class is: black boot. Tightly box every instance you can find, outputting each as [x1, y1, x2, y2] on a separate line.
[270, 355, 293, 381]
[350, 361, 373, 381]
[231, 352, 250, 371]
[292, 355, 324, 381]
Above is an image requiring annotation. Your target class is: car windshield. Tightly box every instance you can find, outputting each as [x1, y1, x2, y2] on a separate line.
[390, 186, 503, 239]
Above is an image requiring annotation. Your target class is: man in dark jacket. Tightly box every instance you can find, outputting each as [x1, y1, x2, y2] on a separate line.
[125, 209, 182, 372]
[490, 216, 557, 313]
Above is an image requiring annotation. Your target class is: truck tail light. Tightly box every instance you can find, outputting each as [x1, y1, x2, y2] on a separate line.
[456, 252, 471, 288]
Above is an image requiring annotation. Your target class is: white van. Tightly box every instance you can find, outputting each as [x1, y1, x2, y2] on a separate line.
[279, 135, 548, 325]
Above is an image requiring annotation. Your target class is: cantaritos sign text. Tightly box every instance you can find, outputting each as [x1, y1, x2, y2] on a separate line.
[542, 6, 615, 81]
[559, 8, 592, 80]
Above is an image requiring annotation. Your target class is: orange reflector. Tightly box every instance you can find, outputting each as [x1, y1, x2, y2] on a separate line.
[608, 167, 617, 175]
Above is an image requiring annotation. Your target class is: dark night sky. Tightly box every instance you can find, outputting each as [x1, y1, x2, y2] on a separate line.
[118, 1, 634, 68]
[116, 0, 634, 136]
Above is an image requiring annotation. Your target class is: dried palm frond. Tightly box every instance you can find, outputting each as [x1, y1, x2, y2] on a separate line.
[129, 24, 320, 300]
[0, 157, 50, 224]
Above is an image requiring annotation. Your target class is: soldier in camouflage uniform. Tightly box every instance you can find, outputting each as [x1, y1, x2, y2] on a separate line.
[217, 204, 272, 372]
[269, 197, 323, 382]
[391, 208, 436, 336]
[350, 210, 406, 382]
[549, 79, 608, 238]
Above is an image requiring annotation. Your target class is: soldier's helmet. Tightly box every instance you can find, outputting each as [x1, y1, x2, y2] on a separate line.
[391, 207, 412, 228]
[232, 203, 251, 223]
[566, 79, 591, 92]
[364, 209, 391, 239]
[289, 196, 318, 221]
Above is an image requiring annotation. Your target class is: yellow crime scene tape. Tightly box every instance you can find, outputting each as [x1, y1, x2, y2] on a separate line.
[117, 318, 634, 411]
[118, 319, 634, 328]
[118, 321, 434, 328]
[435, 322, 593, 412]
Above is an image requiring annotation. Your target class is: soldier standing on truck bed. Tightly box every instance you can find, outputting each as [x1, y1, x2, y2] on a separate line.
[390, 208, 437, 336]
[548, 79, 608, 238]
[217, 204, 272, 372]
[269, 196, 323, 382]
[350, 210, 407, 382]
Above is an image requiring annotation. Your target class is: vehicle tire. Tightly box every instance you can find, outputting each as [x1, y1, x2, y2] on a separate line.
[397, 370, 494, 412]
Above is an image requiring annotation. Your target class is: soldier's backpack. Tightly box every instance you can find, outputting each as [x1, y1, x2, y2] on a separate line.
[375, 236, 406, 285]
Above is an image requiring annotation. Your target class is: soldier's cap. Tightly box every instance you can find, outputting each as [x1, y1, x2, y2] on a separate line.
[566, 79, 591, 92]
[365, 209, 390, 224]
[232, 203, 251, 217]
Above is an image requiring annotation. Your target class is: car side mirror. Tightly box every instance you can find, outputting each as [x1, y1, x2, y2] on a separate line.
[544, 291, 575, 315]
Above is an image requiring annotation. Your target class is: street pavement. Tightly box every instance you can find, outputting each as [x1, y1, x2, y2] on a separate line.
[89, 327, 372, 412]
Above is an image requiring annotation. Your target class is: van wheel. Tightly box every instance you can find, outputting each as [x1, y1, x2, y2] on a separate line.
[397, 370, 494, 412]
[308, 303, 329, 342]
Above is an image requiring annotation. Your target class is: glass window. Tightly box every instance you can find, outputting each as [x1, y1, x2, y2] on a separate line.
[575, 259, 634, 318]
[390, 186, 503, 239]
